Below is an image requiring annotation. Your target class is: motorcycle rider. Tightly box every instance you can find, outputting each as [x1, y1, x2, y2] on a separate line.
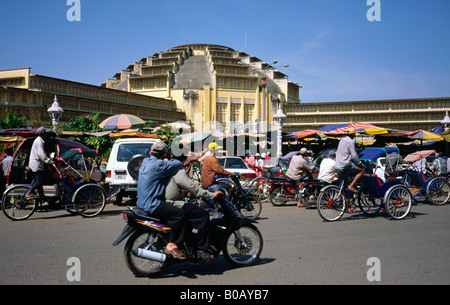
[164, 152, 223, 260]
[285, 147, 315, 207]
[136, 142, 187, 260]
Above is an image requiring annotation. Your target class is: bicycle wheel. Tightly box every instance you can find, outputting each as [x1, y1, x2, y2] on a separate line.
[317, 185, 345, 222]
[72, 184, 106, 217]
[124, 230, 168, 277]
[239, 195, 262, 219]
[249, 177, 270, 201]
[223, 224, 263, 267]
[1, 185, 37, 221]
[357, 186, 381, 216]
[384, 185, 412, 220]
[426, 178, 450, 205]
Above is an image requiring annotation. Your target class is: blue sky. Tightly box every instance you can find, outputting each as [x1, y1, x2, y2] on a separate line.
[1, 0, 449, 102]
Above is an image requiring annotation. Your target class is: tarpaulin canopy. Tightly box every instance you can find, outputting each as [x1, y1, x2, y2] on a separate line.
[319, 122, 388, 135]
[358, 147, 400, 162]
[403, 150, 436, 162]
[109, 132, 158, 139]
[409, 130, 444, 141]
[284, 129, 318, 139]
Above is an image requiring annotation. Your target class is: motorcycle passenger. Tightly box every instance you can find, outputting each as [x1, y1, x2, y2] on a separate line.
[136, 142, 187, 260]
[335, 128, 364, 193]
[285, 147, 315, 207]
[430, 152, 447, 176]
[201, 142, 235, 207]
[318, 150, 338, 184]
[164, 152, 223, 260]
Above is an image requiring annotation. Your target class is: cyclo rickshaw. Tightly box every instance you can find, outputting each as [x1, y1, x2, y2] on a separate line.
[402, 150, 450, 205]
[2, 148, 106, 221]
[317, 153, 413, 221]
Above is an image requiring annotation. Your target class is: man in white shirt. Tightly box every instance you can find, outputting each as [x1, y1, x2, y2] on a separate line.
[318, 150, 337, 184]
[25, 128, 56, 199]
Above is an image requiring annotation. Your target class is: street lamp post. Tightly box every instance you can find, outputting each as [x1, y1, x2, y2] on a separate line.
[442, 111, 450, 155]
[273, 105, 286, 157]
[441, 111, 450, 131]
[48, 95, 64, 130]
[260, 61, 288, 132]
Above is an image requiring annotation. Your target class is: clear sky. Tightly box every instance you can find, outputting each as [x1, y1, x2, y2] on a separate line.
[1, 0, 449, 103]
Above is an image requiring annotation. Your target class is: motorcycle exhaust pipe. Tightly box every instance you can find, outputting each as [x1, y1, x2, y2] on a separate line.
[133, 248, 167, 262]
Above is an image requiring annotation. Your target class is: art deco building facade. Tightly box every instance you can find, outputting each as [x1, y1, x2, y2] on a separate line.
[0, 67, 185, 127]
[104, 43, 300, 132]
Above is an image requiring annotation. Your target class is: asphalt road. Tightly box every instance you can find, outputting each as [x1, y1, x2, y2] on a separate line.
[0, 199, 449, 286]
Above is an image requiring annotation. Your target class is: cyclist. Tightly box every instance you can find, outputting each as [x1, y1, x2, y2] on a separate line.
[25, 128, 56, 200]
[335, 128, 364, 193]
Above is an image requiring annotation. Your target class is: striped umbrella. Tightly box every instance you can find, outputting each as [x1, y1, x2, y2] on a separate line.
[99, 114, 145, 130]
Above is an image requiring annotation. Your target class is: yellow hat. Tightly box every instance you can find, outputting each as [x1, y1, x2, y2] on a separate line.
[347, 128, 356, 135]
[208, 142, 223, 150]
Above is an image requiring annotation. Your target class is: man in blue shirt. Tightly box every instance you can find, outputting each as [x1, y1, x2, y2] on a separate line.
[136, 142, 186, 259]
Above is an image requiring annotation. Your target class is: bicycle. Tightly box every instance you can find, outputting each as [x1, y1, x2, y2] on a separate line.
[2, 148, 106, 221]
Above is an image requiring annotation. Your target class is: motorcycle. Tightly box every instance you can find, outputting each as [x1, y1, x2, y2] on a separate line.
[113, 198, 263, 277]
[269, 174, 326, 208]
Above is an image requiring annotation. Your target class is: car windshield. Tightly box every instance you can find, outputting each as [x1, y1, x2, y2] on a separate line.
[219, 157, 247, 169]
[117, 143, 153, 162]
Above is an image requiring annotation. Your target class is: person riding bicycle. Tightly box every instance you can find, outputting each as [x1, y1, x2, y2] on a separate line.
[165, 152, 223, 260]
[136, 142, 187, 260]
[285, 147, 315, 207]
[25, 127, 57, 200]
[335, 128, 364, 193]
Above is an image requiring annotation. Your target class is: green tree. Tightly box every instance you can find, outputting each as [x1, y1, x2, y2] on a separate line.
[61, 112, 114, 158]
[0, 108, 29, 129]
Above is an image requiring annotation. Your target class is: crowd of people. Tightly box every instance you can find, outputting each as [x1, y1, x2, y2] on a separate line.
[1, 125, 449, 262]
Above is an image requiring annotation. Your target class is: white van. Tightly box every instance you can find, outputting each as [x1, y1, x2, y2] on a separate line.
[105, 137, 161, 204]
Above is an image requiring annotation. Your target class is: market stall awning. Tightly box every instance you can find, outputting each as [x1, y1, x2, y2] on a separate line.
[409, 130, 444, 141]
[284, 129, 318, 139]
[319, 122, 388, 135]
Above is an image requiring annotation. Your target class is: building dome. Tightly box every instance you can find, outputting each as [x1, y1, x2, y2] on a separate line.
[104, 43, 299, 132]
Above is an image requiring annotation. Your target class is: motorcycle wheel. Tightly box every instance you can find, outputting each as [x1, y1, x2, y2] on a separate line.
[124, 230, 168, 277]
[269, 186, 288, 206]
[223, 224, 263, 267]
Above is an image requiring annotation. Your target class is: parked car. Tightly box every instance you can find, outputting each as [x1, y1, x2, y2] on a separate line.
[5, 137, 101, 201]
[217, 156, 257, 183]
[104, 137, 161, 205]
